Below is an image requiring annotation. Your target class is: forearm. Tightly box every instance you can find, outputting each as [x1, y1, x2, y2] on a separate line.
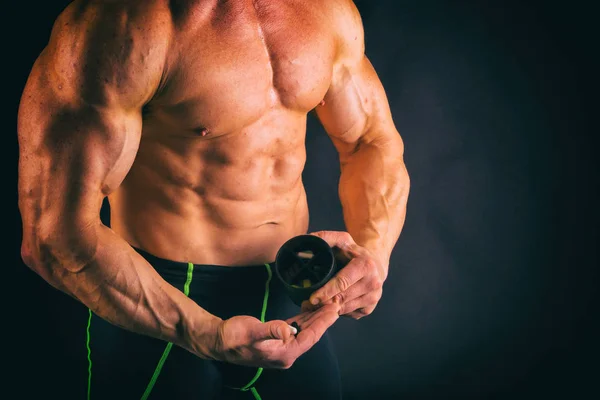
[338, 136, 409, 270]
[24, 222, 221, 359]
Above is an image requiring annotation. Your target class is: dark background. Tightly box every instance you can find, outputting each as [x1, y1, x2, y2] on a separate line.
[10, 1, 597, 399]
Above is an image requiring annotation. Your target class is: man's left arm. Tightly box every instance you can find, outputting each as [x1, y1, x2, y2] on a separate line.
[309, 1, 410, 319]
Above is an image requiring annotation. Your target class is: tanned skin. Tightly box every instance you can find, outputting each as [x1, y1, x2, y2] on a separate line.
[18, 0, 409, 368]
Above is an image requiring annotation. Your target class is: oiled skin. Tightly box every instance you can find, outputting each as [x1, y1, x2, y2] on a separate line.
[18, 0, 409, 365]
[112, 0, 339, 265]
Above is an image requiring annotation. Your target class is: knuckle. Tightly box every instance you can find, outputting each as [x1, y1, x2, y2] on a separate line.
[365, 278, 377, 290]
[364, 257, 377, 270]
[333, 292, 344, 304]
[333, 232, 353, 250]
[340, 231, 352, 241]
[345, 240, 359, 251]
[368, 276, 382, 290]
[336, 275, 351, 291]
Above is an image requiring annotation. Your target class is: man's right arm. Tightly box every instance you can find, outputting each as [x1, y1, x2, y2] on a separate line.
[17, 1, 222, 359]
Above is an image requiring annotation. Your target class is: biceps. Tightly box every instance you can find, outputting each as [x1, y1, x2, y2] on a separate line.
[18, 98, 141, 233]
[316, 57, 395, 150]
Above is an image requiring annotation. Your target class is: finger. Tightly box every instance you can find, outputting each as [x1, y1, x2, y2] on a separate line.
[323, 277, 371, 307]
[285, 310, 314, 327]
[287, 304, 340, 357]
[284, 303, 340, 336]
[309, 260, 365, 305]
[300, 300, 318, 313]
[345, 305, 376, 320]
[339, 290, 381, 315]
[251, 320, 297, 342]
[310, 231, 355, 250]
[299, 303, 341, 328]
[286, 301, 342, 327]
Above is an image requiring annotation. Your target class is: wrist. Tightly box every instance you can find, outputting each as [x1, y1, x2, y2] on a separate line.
[359, 240, 390, 271]
[182, 311, 223, 360]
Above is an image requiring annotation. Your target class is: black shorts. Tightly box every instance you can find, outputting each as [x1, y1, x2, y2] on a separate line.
[85, 246, 342, 400]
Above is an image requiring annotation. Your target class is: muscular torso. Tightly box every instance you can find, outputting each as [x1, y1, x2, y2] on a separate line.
[109, 0, 337, 265]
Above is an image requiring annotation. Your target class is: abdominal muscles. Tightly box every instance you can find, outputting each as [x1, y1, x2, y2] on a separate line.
[108, 110, 311, 266]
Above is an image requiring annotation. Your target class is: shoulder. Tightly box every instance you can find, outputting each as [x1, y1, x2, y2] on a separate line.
[35, 0, 175, 107]
[321, 0, 365, 63]
[50, 0, 173, 43]
[46, 0, 174, 62]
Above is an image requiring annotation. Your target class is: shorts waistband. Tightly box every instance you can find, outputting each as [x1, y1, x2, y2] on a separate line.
[132, 245, 274, 287]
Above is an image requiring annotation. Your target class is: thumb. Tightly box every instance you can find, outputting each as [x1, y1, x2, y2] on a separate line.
[310, 231, 355, 250]
[253, 320, 297, 341]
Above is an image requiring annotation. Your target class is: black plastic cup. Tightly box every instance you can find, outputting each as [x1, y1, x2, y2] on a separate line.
[274, 234, 338, 307]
